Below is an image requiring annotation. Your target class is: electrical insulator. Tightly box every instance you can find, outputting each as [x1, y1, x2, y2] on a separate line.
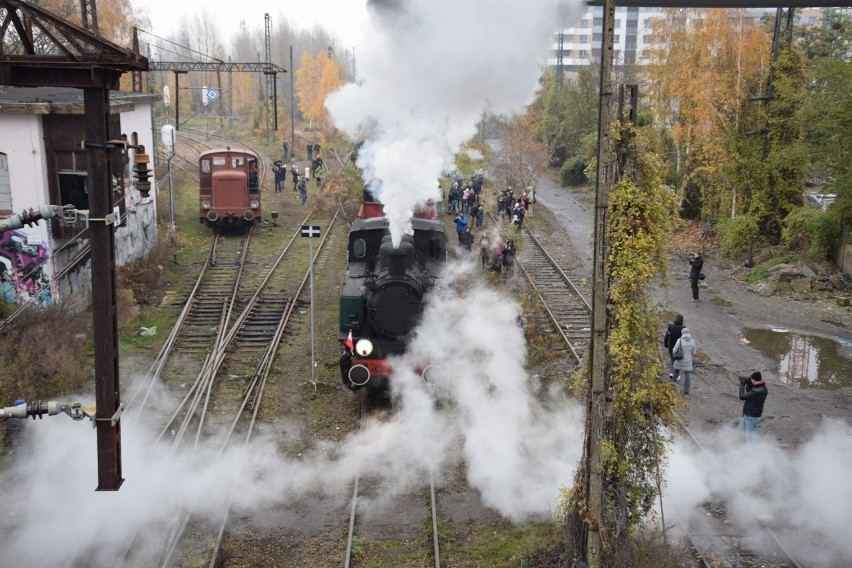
[133, 152, 152, 198]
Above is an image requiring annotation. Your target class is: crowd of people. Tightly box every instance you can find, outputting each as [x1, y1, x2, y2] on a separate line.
[445, 171, 530, 278]
[270, 145, 326, 209]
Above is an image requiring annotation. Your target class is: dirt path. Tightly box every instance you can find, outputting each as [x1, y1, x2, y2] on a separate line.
[533, 171, 852, 447]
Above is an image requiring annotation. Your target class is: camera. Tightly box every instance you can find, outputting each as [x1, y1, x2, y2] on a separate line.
[739, 375, 752, 388]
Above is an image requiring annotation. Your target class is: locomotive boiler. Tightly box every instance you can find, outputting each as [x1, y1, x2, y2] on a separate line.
[339, 188, 448, 391]
[198, 148, 262, 229]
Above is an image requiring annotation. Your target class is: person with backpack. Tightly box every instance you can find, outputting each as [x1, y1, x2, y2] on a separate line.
[663, 314, 685, 380]
[672, 327, 697, 396]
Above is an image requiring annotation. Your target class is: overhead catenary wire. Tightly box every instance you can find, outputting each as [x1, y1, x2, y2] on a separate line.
[137, 28, 225, 63]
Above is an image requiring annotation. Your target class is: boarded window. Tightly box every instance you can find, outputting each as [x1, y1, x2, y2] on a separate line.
[0, 153, 10, 214]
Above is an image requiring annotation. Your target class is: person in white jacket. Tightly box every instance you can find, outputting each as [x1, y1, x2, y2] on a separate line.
[672, 327, 697, 396]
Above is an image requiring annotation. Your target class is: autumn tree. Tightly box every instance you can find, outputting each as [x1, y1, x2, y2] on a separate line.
[529, 66, 599, 170]
[643, 9, 771, 220]
[295, 50, 343, 129]
[490, 114, 548, 191]
[796, 11, 852, 226]
[36, 0, 142, 44]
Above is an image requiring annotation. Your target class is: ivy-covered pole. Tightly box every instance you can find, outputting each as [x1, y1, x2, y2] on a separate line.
[584, 0, 616, 565]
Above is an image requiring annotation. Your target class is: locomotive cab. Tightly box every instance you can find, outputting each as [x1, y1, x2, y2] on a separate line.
[199, 149, 262, 229]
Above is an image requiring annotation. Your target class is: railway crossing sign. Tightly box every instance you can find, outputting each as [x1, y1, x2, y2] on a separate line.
[301, 225, 321, 238]
[301, 225, 321, 389]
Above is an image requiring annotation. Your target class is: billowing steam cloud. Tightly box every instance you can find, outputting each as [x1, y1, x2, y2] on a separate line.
[326, 0, 583, 246]
[0, 259, 584, 565]
[2, 263, 850, 565]
[664, 421, 852, 567]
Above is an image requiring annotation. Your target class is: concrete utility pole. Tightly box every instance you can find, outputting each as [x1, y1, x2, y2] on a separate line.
[264, 13, 275, 143]
[584, 0, 615, 565]
[290, 45, 296, 160]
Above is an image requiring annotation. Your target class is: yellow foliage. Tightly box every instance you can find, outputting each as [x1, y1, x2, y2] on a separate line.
[643, 9, 771, 181]
[295, 51, 344, 126]
[38, 0, 143, 45]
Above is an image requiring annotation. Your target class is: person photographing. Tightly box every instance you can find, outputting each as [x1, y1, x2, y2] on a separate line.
[689, 251, 704, 302]
[738, 371, 768, 441]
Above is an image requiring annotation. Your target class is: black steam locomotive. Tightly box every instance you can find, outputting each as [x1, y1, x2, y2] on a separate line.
[338, 184, 448, 391]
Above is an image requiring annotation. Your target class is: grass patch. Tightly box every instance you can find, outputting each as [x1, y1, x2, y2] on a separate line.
[743, 255, 796, 283]
[0, 306, 93, 405]
[455, 522, 560, 567]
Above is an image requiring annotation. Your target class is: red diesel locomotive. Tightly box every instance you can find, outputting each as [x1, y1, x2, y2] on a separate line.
[198, 148, 262, 229]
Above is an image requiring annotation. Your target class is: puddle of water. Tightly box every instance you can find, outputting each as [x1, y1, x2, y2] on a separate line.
[743, 328, 852, 389]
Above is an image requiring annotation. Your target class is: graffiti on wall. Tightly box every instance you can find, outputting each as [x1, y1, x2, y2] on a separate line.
[0, 229, 52, 312]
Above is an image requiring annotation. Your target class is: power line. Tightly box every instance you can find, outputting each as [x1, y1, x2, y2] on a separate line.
[137, 28, 224, 63]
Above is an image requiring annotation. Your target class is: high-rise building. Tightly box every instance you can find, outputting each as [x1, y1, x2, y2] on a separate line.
[549, 7, 836, 78]
[549, 6, 666, 77]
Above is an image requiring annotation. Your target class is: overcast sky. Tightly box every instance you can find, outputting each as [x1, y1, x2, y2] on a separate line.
[132, 0, 369, 48]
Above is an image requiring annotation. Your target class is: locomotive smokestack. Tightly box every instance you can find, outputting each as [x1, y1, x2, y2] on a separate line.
[387, 248, 406, 278]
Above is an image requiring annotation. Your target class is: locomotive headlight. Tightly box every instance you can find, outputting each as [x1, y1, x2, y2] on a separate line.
[250, 200, 260, 209]
[355, 338, 374, 357]
[201, 200, 211, 210]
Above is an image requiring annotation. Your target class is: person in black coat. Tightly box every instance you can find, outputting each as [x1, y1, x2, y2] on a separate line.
[502, 239, 517, 277]
[689, 252, 704, 301]
[663, 313, 685, 380]
[738, 371, 768, 441]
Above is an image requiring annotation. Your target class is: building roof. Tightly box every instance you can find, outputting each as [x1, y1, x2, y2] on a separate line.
[0, 86, 158, 115]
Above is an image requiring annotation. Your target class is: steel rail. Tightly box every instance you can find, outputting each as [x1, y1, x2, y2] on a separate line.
[493, 214, 591, 365]
[185, 207, 341, 567]
[678, 420, 803, 568]
[524, 229, 592, 313]
[515, 256, 585, 364]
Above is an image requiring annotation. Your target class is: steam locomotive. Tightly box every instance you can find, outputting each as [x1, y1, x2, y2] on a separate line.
[339, 183, 448, 391]
[198, 148, 262, 229]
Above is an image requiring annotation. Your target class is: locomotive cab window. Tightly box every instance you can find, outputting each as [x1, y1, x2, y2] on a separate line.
[353, 238, 367, 259]
[201, 159, 211, 174]
[429, 238, 446, 258]
[233, 157, 245, 167]
[212, 156, 227, 167]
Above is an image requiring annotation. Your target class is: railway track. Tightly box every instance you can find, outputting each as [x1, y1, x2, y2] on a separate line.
[676, 423, 803, 568]
[109, 202, 340, 566]
[343, 393, 443, 568]
[479, 211, 591, 366]
[515, 226, 592, 364]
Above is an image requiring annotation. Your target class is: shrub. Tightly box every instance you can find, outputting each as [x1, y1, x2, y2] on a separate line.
[560, 155, 588, 186]
[782, 206, 841, 260]
[717, 214, 760, 258]
[0, 306, 92, 403]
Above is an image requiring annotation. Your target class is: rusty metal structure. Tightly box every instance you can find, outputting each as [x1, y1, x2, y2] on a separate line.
[0, 0, 148, 491]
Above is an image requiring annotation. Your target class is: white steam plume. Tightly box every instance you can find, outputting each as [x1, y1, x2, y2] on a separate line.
[327, 0, 583, 246]
[6, 258, 849, 564]
[664, 420, 852, 567]
[0, 260, 584, 565]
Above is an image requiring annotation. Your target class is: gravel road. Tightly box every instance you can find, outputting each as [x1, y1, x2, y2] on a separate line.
[533, 171, 852, 447]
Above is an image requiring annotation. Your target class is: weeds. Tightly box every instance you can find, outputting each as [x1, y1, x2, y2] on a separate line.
[744, 254, 797, 283]
[0, 306, 92, 403]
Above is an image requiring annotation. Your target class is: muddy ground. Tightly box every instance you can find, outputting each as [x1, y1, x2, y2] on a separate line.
[533, 172, 852, 448]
